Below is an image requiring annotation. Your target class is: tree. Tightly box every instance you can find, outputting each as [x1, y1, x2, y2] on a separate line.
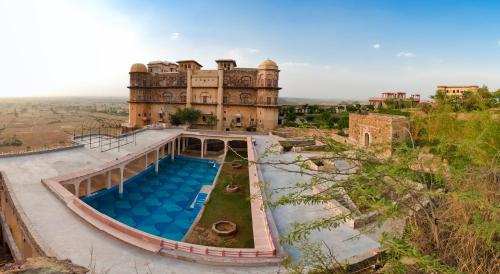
[250, 105, 499, 273]
[169, 108, 201, 126]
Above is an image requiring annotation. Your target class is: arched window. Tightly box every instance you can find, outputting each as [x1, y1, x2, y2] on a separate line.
[240, 76, 252, 87]
[163, 92, 172, 103]
[180, 92, 187, 103]
[240, 93, 251, 104]
[200, 92, 210, 104]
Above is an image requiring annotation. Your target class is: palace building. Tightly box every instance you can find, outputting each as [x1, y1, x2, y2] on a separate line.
[123, 59, 281, 132]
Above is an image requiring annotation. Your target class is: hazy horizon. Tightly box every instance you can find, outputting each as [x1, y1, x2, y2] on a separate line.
[1, 0, 499, 99]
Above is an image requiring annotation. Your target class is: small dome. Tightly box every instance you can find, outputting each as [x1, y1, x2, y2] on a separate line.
[258, 59, 278, 70]
[130, 63, 148, 73]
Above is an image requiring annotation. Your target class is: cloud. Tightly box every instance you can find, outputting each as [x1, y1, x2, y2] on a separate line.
[396, 51, 416, 57]
[171, 32, 180, 40]
[372, 43, 381, 49]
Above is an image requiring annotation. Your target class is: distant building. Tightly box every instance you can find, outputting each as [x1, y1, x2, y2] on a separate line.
[368, 92, 420, 109]
[437, 85, 478, 96]
[124, 59, 281, 132]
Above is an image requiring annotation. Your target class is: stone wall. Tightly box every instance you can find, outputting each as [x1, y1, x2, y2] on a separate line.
[0, 172, 47, 262]
[348, 113, 409, 157]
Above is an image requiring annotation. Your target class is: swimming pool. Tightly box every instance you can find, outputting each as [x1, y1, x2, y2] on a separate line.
[82, 155, 220, 241]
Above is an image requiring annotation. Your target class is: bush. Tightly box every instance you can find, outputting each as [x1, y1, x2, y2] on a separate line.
[169, 108, 201, 126]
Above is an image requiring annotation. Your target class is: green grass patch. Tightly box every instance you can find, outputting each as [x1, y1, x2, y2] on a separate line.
[194, 150, 254, 248]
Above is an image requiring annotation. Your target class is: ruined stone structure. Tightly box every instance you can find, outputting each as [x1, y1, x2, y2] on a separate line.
[124, 59, 281, 132]
[348, 113, 409, 157]
[437, 85, 478, 97]
[368, 92, 420, 109]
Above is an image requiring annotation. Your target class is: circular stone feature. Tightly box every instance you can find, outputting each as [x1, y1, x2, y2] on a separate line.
[226, 184, 240, 193]
[212, 221, 237, 236]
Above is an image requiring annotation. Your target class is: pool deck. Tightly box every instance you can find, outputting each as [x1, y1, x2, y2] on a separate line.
[0, 129, 276, 273]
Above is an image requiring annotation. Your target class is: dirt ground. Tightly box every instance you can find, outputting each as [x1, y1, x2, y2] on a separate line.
[0, 97, 128, 153]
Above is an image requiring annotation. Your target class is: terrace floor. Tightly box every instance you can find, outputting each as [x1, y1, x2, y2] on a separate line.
[0, 129, 276, 274]
[253, 135, 382, 264]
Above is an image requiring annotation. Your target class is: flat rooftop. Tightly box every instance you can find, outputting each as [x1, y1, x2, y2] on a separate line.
[0, 129, 275, 273]
[0, 129, 388, 273]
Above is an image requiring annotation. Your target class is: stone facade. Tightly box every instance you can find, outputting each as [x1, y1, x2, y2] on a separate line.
[348, 113, 409, 157]
[437, 85, 478, 97]
[125, 59, 281, 132]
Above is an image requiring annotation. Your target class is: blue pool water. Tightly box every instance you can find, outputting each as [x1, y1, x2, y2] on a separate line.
[82, 155, 220, 241]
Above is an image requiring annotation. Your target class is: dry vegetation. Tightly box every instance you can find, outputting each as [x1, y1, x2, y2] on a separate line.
[0, 97, 128, 153]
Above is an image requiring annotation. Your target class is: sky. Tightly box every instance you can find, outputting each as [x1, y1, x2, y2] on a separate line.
[0, 0, 499, 100]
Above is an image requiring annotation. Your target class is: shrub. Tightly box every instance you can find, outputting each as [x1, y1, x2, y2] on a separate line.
[169, 108, 201, 126]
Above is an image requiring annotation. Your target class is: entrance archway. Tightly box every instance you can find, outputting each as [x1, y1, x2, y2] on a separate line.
[364, 132, 370, 147]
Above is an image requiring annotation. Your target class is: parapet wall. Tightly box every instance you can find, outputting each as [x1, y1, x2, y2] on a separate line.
[0, 172, 49, 261]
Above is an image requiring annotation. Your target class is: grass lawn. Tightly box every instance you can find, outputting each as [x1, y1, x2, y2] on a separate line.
[183, 150, 254, 248]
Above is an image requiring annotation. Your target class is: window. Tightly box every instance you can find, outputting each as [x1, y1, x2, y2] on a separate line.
[267, 97, 271, 105]
[223, 96, 228, 104]
[240, 93, 251, 104]
[202, 96, 208, 103]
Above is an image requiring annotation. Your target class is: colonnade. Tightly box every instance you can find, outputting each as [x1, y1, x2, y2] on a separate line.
[61, 134, 247, 199]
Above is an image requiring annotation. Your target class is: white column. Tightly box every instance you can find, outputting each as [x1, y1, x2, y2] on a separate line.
[145, 153, 149, 168]
[119, 167, 124, 194]
[106, 170, 112, 189]
[201, 139, 205, 158]
[224, 140, 228, 154]
[155, 149, 159, 173]
[177, 138, 181, 154]
[86, 178, 91, 196]
[171, 140, 175, 160]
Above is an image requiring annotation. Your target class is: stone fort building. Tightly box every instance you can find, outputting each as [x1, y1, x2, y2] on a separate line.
[123, 59, 280, 132]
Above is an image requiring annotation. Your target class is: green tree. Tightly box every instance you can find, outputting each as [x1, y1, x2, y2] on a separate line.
[257, 106, 499, 273]
[169, 108, 201, 126]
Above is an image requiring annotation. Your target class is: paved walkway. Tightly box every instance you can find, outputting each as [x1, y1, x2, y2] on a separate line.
[0, 129, 277, 274]
[253, 135, 380, 263]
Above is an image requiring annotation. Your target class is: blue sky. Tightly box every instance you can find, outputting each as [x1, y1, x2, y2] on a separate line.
[0, 0, 499, 99]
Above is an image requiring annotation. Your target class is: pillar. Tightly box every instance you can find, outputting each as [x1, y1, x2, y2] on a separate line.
[177, 138, 181, 154]
[155, 149, 159, 173]
[86, 178, 91, 196]
[106, 170, 112, 189]
[216, 68, 224, 130]
[183, 138, 187, 152]
[145, 153, 149, 168]
[201, 139, 205, 158]
[75, 181, 80, 197]
[186, 69, 192, 108]
[224, 140, 228, 154]
[171, 140, 175, 160]
[119, 167, 124, 194]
